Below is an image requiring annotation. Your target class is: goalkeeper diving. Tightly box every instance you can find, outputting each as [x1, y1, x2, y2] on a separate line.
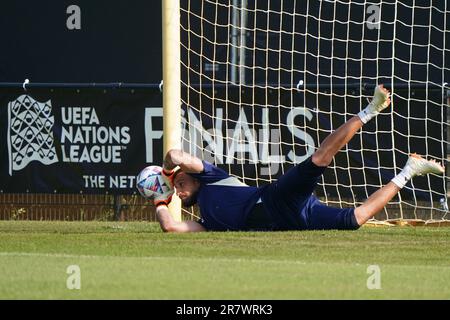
[151, 85, 445, 232]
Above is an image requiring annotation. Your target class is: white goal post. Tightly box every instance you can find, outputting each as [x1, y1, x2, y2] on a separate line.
[164, 0, 450, 223]
[162, 0, 182, 221]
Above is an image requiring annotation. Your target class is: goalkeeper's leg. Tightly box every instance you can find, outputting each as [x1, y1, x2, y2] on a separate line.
[312, 85, 391, 167]
[354, 154, 444, 225]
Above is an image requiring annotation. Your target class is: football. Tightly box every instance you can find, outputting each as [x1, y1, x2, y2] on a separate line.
[136, 165, 172, 199]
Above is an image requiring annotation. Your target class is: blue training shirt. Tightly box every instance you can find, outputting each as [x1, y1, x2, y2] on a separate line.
[188, 161, 262, 231]
[187, 159, 358, 231]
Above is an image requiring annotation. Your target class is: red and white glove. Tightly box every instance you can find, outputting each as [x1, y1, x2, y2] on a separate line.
[161, 167, 177, 189]
[153, 168, 176, 208]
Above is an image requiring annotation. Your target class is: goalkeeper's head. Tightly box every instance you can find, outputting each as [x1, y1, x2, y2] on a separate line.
[173, 171, 200, 207]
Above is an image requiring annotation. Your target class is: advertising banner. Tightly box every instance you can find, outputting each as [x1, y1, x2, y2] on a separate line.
[0, 87, 445, 201]
[0, 88, 163, 194]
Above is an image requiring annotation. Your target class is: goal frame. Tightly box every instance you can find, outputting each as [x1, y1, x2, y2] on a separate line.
[162, 0, 182, 221]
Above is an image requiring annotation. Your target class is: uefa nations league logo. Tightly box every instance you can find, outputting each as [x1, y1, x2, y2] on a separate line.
[7, 95, 58, 175]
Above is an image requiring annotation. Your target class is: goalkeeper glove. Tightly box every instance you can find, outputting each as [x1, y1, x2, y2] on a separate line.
[161, 167, 178, 189]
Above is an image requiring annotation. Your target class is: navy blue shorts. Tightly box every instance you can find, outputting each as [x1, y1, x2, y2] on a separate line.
[259, 157, 360, 231]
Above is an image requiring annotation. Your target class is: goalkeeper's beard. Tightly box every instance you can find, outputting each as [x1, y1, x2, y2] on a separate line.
[180, 190, 199, 207]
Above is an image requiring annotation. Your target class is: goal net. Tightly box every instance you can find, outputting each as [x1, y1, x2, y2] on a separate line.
[179, 0, 450, 223]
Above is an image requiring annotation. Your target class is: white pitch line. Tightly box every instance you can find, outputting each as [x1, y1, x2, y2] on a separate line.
[1, 251, 450, 270]
[0, 251, 310, 266]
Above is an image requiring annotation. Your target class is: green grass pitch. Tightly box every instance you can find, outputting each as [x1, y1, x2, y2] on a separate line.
[0, 221, 449, 299]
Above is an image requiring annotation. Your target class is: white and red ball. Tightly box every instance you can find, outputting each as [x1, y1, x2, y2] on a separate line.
[136, 165, 171, 199]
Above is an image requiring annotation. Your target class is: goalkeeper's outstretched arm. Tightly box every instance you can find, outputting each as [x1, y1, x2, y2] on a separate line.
[163, 149, 204, 174]
[156, 205, 206, 233]
[153, 149, 206, 233]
